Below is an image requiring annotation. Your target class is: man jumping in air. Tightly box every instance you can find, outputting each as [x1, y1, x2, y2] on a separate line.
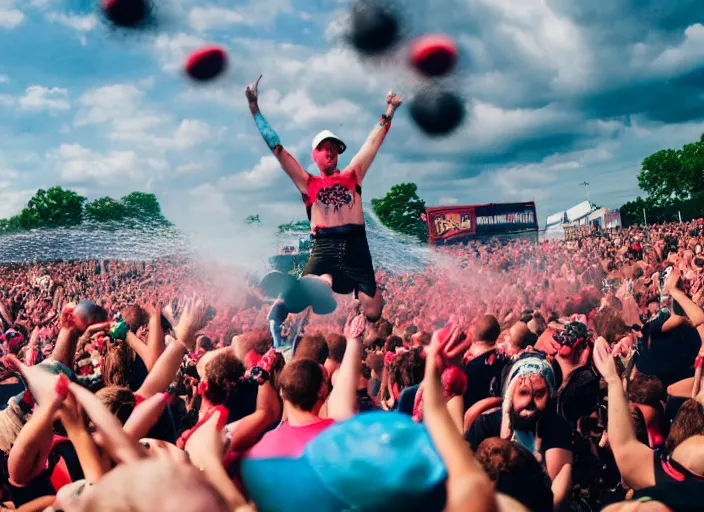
[245, 75, 401, 342]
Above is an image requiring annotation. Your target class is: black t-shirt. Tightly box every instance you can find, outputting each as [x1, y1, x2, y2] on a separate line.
[462, 349, 508, 412]
[556, 365, 601, 427]
[127, 356, 149, 392]
[632, 451, 704, 511]
[465, 406, 573, 455]
[226, 380, 259, 423]
[145, 403, 178, 443]
[636, 316, 700, 387]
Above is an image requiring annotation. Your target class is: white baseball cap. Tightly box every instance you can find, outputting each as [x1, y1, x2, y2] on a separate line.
[312, 130, 346, 154]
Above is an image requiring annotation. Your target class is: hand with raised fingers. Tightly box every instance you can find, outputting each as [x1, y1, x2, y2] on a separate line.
[593, 336, 619, 384]
[245, 75, 263, 104]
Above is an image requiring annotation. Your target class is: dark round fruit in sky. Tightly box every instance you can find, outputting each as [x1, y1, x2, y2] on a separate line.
[185, 46, 228, 82]
[348, 0, 400, 55]
[102, 0, 149, 28]
[409, 89, 465, 136]
[409, 34, 458, 77]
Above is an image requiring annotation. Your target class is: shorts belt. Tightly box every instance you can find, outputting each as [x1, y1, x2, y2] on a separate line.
[312, 224, 365, 239]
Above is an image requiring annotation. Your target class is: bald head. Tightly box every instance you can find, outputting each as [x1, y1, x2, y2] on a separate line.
[526, 316, 545, 336]
[509, 322, 531, 350]
[473, 315, 501, 344]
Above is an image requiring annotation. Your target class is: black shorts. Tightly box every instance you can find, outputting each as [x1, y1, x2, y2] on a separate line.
[303, 224, 377, 298]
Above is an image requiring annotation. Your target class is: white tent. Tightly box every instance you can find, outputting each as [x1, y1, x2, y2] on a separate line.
[544, 201, 595, 240]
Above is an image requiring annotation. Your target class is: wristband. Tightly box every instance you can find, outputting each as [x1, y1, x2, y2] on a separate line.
[245, 348, 277, 385]
[378, 113, 392, 132]
[109, 319, 129, 342]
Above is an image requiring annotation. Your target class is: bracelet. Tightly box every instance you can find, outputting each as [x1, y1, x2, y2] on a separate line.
[378, 114, 393, 132]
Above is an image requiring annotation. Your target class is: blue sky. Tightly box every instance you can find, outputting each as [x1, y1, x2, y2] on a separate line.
[1, 0, 704, 236]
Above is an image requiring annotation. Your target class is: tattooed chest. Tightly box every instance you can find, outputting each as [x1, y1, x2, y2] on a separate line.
[307, 183, 357, 213]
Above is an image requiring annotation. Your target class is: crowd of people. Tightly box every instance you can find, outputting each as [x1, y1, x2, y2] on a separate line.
[0, 219, 702, 511]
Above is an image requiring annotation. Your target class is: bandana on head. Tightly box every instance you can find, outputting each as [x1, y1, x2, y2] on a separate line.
[500, 354, 556, 456]
[503, 356, 556, 395]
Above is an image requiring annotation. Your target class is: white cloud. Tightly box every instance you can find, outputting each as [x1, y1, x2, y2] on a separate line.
[107, 117, 214, 151]
[0, 167, 18, 180]
[649, 24, 704, 75]
[0, 7, 23, 29]
[110, 114, 167, 136]
[0, 189, 34, 218]
[188, 6, 245, 32]
[441, 145, 619, 208]
[189, 183, 231, 216]
[261, 88, 361, 126]
[491, 0, 591, 90]
[152, 32, 207, 72]
[219, 155, 282, 191]
[45, 12, 97, 32]
[175, 162, 205, 175]
[71, 82, 216, 191]
[187, 0, 292, 32]
[324, 10, 347, 42]
[375, 158, 458, 183]
[48, 144, 145, 184]
[75, 83, 204, 151]
[18, 86, 70, 111]
[75, 83, 145, 126]
[28, 0, 51, 8]
[171, 119, 212, 149]
[467, 102, 578, 146]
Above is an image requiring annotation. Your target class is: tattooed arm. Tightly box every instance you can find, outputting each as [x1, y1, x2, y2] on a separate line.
[246, 75, 310, 194]
[348, 91, 402, 183]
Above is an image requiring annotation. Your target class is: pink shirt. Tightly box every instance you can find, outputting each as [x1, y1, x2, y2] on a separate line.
[246, 418, 335, 459]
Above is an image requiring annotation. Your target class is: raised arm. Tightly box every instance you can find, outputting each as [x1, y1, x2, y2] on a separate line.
[348, 91, 402, 183]
[593, 337, 655, 490]
[245, 75, 310, 193]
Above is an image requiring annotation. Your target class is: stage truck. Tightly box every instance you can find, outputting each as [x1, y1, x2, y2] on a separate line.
[425, 202, 539, 246]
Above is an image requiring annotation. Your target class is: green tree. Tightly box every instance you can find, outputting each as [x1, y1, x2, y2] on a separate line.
[277, 220, 310, 233]
[619, 193, 704, 227]
[245, 214, 261, 225]
[620, 196, 649, 227]
[21, 186, 86, 229]
[85, 197, 129, 223]
[371, 182, 428, 242]
[0, 187, 174, 234]
[120, 192, 170, 225]
[121, 192, 161, 221]
[638, 133, 704, 204]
